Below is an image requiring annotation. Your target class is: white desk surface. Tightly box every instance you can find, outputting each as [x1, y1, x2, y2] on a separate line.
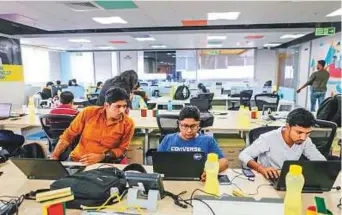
[1, 110, 337, 133]
[0, 161, 340, 215]
[147, 95, 245, 105]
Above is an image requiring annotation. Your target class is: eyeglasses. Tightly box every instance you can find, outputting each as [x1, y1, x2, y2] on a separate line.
[179, 123, 199, 130]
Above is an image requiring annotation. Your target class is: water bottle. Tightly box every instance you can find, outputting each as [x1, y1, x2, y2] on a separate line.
[204, 153, 220, 196]
[284, 165, 305, 215]
[167, 100, 172, 111]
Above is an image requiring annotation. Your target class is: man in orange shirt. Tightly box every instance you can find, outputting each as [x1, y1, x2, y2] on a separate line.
[51, 87, 135, 165]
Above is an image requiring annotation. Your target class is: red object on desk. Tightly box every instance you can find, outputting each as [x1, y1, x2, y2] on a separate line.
[47, 203, 65, 215]
[141, 109, 147, 117]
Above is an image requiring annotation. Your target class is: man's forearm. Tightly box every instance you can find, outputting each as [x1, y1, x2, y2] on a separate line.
[51, 139, 71, 158]
[247, 160, 263, 172]
[219, 158, 229, 172]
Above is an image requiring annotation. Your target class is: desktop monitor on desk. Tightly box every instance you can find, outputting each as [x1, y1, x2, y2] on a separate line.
[62, 86, 85, 99]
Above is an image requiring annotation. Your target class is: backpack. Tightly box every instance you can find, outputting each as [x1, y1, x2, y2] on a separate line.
[173, 85, 190, 100]
[50, 164, 147, 209]
[317, 94, 341, 127]
[16, 142, 47, 159]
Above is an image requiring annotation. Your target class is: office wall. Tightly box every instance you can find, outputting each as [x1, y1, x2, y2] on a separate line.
[94, 52, 112, 83]
[49, 51, 62, 81]
[297, 42, 311, 108]
[119, 51, 138, 73]
[254, 49, 278, 86]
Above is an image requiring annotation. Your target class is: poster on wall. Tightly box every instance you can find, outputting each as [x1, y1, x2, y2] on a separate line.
[310, 33, 341, 96]
[0, 36, 23, 82]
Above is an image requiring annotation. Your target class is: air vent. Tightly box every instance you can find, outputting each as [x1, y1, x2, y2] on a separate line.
[64, 2, 101, 11]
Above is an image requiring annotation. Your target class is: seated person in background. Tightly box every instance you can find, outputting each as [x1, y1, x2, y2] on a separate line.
[239, 108, 326, 179]
[50, 91, 78, 116]
[95, 81, 103, 93]
[158, 106, 229, 180]
[68, 79, 78, 86]
[51, 87, 135, 165]
[56, 80, 62, 93]
[197, 83, 209, 94]
[40, 81, 55, 100]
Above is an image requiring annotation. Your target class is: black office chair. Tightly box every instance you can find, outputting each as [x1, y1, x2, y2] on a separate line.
[39, 114, 76, 156]
[0, 130, 25, 156]
[254, 93, 280, 112]
[309, 119, 338, 159]
[190, 98, 210, 112]
[86, 93, 99, 105]
[229, 90, 253, 110]
[198, 93, 214, 109]
[248, 126, 280, 145]
[145, 114, 180, 161]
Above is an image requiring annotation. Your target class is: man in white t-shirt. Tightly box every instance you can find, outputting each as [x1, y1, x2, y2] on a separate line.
[239, 108, 326, 179]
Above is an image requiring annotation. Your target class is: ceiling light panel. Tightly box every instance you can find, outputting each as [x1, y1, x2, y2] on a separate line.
[92, 16, 127, 24]
[326, 8, 342, 17]
[207, 12, 240, 20]
[68, 39, 91, 43]
[207, 36, 227, 40]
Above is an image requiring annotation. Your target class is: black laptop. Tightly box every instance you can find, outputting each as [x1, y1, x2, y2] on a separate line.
[0, 103, 11, 120]
[270, 160, 341, 193]
[152, 152, 206, 181]
[11, 158, 85, 180]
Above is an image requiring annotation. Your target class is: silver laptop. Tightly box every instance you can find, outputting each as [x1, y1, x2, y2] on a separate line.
[0, 103, 11, 120]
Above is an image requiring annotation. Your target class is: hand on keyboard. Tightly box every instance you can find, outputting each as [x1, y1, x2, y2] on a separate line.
[259, 167, 280, 179]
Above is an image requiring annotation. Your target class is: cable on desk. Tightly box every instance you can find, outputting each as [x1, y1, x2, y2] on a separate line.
[192, 198, 216, 215]
[246, 184, 272, 196]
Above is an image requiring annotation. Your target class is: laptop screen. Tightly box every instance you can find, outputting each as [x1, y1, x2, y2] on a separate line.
[0, 103, 11, 118]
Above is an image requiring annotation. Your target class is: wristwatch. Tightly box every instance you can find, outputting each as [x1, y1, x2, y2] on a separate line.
[104, 151, 114, 162]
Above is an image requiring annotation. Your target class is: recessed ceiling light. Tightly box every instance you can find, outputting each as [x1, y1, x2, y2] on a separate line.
[326, 8, 342, 17]
[150, 44, 167, 48]
[135, 37, 155, 41]
[280, 34, 306, 39]
[92, 16, 127, 24]
[263, 43, 281, 47]
[68, 39, 91, 43]
[207, 36, 227, 40]
[207, 44, 222, 48]
[207, 12, 240, 20]
[97, 46, 115, 49]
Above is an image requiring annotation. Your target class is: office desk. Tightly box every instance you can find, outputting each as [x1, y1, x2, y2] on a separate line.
[1, 161, 340, 215]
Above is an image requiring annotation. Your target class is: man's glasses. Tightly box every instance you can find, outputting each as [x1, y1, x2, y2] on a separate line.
[179, 123, 199, 130]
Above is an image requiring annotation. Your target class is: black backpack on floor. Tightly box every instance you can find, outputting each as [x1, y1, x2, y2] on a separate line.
[174, 85, 190, 100]
[317, 94, 341, 127]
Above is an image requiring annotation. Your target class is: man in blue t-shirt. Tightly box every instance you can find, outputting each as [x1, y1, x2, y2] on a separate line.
[158, 106, 229, 181]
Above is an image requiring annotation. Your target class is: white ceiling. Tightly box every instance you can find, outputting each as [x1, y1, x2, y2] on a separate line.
[0, 1, 340, 31]
[20, 28, 314, 50]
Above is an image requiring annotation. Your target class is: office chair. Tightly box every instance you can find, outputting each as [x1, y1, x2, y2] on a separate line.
[247, 126, 280, 161]
[308, 119, 338, 159]
[39, 114, 76, 156]
[229, 90, 253, 110]
[145, 114, 180, 161]
[0, 129, 25, 156]
[190, 98, 210, 112]
[254, 93, 280, 112]
[198, 93, 214, 109]
[86, 93, 99, 105]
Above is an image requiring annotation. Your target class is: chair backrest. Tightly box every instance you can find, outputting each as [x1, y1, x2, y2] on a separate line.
[156, 114, 179, 136]
[310, 119, 338, 158]
[240, 90, 253, 109]
[86, 93, 99, 105]
[254, 93, 280, 111]
[0, 130, 25, 155]
[248, 126, 280, 145]
[190, 98, 210, 112]
[198, 93, 214, 101]
[39, 114, 75, 141]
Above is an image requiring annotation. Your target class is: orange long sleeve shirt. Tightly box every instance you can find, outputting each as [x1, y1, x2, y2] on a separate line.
[59, 106, 135, 161]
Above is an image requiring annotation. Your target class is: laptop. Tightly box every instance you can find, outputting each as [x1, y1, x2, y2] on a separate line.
[11, 158, 86, 180]
[270, 160, 341, 193]
[0, 103, 11, 120]
[152, 152, 206, 181]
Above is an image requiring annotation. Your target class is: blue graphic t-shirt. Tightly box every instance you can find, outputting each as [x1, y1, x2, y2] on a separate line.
[157, 133, 225, 159]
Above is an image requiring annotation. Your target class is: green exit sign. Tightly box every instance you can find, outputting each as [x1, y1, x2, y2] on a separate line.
[315, 27, 336, 36]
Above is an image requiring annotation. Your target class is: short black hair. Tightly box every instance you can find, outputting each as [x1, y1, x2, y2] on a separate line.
[96, 81, 103, 87]
[318, 60, 326, 68]
[56, 80, 61, 85]
[105, 87, 129, 105]
[60, 91, 74, 104]
[179, 106, 200, 121]
[286, 108, 316, 128]
[46, 81, 54, 87]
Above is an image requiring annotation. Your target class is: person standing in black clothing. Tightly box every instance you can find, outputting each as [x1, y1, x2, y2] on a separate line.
[96, 70, 138, 106]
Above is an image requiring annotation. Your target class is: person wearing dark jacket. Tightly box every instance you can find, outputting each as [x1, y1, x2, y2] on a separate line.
[96, 70, 138, 106]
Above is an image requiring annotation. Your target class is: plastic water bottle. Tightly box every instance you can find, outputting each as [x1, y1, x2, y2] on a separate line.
[204, 153, 220, 196]
[167, 100, 172, 111]
[284, 165, 305, 215]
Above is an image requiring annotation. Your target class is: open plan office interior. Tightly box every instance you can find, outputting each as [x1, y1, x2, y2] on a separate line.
[0, 1, 341, 215]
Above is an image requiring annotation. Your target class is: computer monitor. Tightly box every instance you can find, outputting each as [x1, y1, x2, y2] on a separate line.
[0, 103, 11, 118]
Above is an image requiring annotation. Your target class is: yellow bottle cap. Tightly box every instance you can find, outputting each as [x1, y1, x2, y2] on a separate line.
[289, 165, 302, 175]
[207, 153, 218, 162]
